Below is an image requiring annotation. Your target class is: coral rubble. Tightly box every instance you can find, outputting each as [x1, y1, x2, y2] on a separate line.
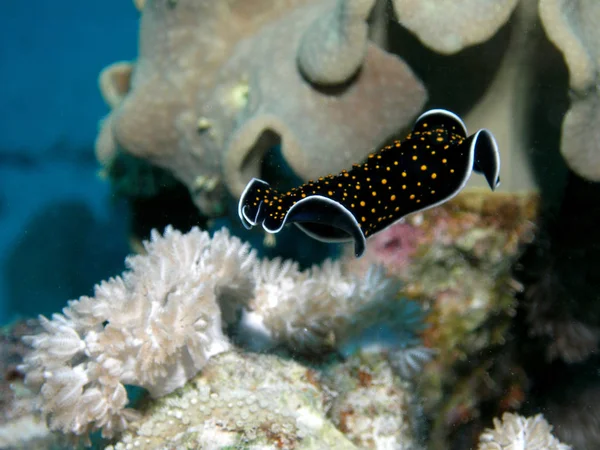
[322, 350, 422, 449]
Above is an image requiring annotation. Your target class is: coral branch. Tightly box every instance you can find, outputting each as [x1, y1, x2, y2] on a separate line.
[20, 227, 255, 437]
[20, 226, 410, 440]
[478, 413, 571, 450]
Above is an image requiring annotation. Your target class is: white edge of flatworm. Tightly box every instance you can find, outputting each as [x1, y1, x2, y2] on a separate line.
[242, 202, 265, 229]
[240, 210, 253, 230]
[262, 194, 363, 242]
[416, 108, 468, 137]
[479, 129, 501, 190]
[238, 178, 270, 228]
[294, 223, 354, 243]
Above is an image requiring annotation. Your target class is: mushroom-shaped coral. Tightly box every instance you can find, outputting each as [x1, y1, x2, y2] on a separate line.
[539, 0, 600, 181]
[539, 0, 599, 93]
[212, 0, 428, 198]
[297, 0, 375, 85]
[133, 0, 145, 11]
[391, 0, 519, 54]
[97, 0, 426, 215]
[99, 62, 133, 110]
[96, 61, 134, 166]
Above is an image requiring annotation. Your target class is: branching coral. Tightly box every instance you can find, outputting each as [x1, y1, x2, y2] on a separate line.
[19, 227, 255, 438]
[477, 412, 571, 450]
[240, 258, 424, 354]
[20, 226, 412, 440]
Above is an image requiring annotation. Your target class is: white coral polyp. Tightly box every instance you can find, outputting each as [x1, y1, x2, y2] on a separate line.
[478, 413, 571, 450]
[253, 258, 304, 309]
[20, 226, 256, 438]
[21, 225, 404, 440]
[245, 258, 403, 352]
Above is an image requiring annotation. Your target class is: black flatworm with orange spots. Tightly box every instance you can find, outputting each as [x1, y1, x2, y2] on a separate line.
[238, 109, 500, 257]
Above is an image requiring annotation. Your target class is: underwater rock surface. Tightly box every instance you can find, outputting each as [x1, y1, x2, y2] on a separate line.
[108, 350, 420, 450]
[7, 198, 581, 449]
[344, 190, 539, 448]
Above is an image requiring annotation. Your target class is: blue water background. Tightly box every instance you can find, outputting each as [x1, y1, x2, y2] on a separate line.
[0, 0, 139, 324]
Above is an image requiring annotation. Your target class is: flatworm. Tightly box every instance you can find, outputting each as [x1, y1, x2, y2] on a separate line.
[238, 109, 500, 257]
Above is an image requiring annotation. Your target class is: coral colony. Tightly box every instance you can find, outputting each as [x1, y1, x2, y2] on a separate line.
[16, 224, 570, 449]
[18, 228, 424, 446]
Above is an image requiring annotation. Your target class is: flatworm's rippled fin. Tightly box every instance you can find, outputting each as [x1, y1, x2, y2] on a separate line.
[238, 178, 272, 229]
[287, 196, 366, 255]
[471, 129, 501, 190]
[237, 109, 500, 258]
[295, 222, 354, 242]
[413, 108, 468, 137]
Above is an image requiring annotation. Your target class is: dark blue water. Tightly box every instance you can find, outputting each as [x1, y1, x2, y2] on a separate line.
[0, 0, 139, 323]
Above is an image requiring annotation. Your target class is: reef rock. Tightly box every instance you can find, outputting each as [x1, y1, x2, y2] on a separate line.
[108, 350, 421, 450]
